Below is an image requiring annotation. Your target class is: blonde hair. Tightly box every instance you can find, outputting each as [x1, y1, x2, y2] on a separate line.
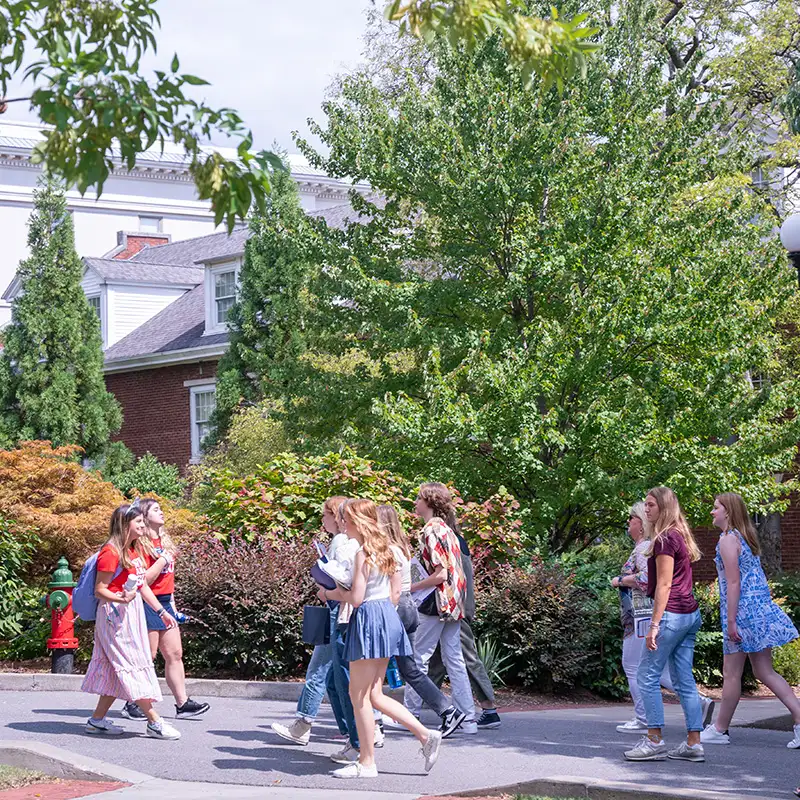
[716, 492, 760, 555]
[378, 504, 412, 559]
[629, 501, 653, 540]
[646, 486, 701, 562]
[324, 495, 349, 518]
[106, 504, 146, 570]
[343, 498, 396, 576]
[137, 498, 177, 560]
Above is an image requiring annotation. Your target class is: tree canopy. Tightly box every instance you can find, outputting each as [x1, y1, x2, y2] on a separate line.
[214, 0, 800, 551]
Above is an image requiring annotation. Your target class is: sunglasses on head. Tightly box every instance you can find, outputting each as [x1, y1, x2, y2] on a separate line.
[124, 497, 142, 515]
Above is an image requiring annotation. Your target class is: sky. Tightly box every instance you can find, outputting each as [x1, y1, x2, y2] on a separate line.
[3, 0, 375, 154]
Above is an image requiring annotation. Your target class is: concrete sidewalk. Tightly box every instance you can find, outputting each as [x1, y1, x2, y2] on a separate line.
[0, 691, 796, 799]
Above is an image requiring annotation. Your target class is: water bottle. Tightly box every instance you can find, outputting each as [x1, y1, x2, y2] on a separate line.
[111, 574, 138, 623]
[386, 657, 404, 689]
[172, 608, 190, 624]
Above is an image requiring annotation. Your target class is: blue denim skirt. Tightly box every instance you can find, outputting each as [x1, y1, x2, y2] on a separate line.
[143, 594, 179, 632]
[344, 599, 412, 662]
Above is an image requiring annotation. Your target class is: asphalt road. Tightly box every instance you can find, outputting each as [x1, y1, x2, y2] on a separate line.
[0, 691, 796, 798]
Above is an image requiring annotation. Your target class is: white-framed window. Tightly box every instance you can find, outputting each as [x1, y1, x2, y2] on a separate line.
[204, 260, 240, 335]
[87, 295, 101, 319]
[189, 384, 216, 462]
[139, 215, 163, 233]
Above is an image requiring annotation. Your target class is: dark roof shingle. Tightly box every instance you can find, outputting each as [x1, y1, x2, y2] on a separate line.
[83, 258, 203, 286]
[129, 226, 249, 266]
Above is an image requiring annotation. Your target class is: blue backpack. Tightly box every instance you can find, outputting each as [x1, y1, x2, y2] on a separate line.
[73, 552, 121, 622]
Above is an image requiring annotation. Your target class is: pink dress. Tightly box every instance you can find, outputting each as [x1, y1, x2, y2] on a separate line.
[80, 548, 162, 702]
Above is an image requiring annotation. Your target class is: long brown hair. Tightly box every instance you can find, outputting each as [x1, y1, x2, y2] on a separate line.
[378, 504, 412, 559]
[716, 492, 760, 555]
[137, 497, 177, 560]
[343, 498, 396, 576]
[106, 504, 146, 569]
[646, 486, 701, 562]
[418, 482, 461, 535]
[324, 495, 348, 534]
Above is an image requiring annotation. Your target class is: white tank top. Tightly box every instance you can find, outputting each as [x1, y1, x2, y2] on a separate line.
[362, 551, 391, 601]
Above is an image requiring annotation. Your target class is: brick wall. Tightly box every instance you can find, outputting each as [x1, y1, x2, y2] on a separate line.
[693, 525, 719, 582]
[105, 360, 218, 470]
[780, 492, 800, 572]
[113, 232, 171, 260]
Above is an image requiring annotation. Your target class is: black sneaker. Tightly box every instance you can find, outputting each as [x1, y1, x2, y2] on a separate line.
[175, 698, 210, 719]
[476, 709, 501, 730]
[121, 701, 146, 721]
[440, 706, 467, 739]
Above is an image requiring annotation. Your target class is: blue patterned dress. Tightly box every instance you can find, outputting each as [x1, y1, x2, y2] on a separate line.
[716, 530, 798, 655]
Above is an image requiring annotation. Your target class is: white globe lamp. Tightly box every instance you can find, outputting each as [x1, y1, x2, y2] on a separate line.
[780, 214, 800, 285]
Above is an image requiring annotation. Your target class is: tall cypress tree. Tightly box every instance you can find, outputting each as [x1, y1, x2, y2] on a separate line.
[0, 179, 121, 456]
[211, 165, 311, 441]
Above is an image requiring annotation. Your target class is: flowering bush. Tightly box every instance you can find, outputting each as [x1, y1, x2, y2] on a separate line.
[176, 534, 318, 678]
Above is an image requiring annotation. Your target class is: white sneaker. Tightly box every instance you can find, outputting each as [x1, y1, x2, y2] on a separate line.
[146, 719, 181, 740]
[383, 713, 416, 731]
[332, 761, 378, 779]
[699, 694, 716, 727]
[85, 717, 124, 735]
[624, 735, 668, 761]
[616, 718, 648, 734]
[271, 718, 312, 745]
[374, 723, 385, 748]
[330, 744, 360, 764]
[787, 723, 800, 749]
[700, 723, 730, 745]
[421, 729, 442, 772]
[458, 720, 478, 735]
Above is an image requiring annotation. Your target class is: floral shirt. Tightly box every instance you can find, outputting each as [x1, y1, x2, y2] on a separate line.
[419, 517, 467, 621]
[619, 539, 650, 638]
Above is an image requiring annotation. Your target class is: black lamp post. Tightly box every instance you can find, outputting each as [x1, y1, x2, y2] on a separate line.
[780, 214, 800, 287]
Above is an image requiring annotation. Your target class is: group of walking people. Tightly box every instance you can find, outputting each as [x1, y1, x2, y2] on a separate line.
[76, 480, 800, 781]
[269, 483, 501, 778]
[613, 486, 800, 764]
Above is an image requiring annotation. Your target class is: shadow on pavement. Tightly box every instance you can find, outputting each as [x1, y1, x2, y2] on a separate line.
[7, 720, 139, 739]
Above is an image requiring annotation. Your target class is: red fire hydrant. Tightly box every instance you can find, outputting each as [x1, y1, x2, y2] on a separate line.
[45, 557, 78, 674]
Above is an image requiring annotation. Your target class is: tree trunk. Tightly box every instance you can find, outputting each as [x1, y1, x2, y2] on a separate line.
[759, 511, 782, 577]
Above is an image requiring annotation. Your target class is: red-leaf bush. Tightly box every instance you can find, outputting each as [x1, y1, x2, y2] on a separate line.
[176, 534, 318, 678]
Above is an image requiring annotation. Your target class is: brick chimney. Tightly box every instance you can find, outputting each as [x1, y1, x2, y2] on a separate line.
[111, 231, 172, 260]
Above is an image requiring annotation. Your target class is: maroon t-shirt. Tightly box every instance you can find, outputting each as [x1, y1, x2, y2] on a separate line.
[646, 530, 698, 614]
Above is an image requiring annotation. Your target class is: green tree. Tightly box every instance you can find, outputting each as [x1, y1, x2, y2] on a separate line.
[0, 0, 282, 231]
[281, 0, 800, 551]
[211, 164, 312, 442]
[0, 179, 121, 456]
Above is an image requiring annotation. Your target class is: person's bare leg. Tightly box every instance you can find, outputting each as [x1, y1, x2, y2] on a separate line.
[750, 650, 800, 723]
[369, 673, 430, 744]
[158, 627, 188, 706]
[135, 698, 159, 724]
[349, 660, 380, 768]
[148, 630, 159, 660]
[714, 652, 746, 732]
[92, 695, 115, 719]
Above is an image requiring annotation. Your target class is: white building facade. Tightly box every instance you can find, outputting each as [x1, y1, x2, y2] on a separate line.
[0, 120, 361, 326]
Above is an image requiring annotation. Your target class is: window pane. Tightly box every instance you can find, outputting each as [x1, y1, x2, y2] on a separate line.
[139, 215, 162, 232]
[215, 271, 236, 299]
[87, 296, 101, 317]
[194, 390, 216, 424]
[216, 296, 235, 325]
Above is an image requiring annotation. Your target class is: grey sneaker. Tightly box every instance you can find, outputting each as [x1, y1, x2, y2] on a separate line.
[271, 718, 311, 745]
[667, 741, 705, 762]
[624, 735, 668, 761]
[616, 718, 648, 734]
[699, 694, 715, 727]
[86, 717, 124, 735]
[421, 729, 442, 772]
[330, 744, 360, 764]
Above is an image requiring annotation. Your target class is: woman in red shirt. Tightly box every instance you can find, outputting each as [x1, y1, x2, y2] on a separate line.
[81, 503, 180, 740]
[121, 498, 210, 722]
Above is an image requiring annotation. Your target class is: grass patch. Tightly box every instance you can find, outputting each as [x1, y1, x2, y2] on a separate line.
[0, 764, 52, 789]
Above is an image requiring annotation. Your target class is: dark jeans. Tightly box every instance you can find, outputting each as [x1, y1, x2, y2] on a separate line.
[395, 593, 450, 717]
[327, 620, 359, 749]
[427, 617, 495, 706]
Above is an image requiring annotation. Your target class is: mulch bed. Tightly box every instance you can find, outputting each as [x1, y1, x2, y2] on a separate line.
[0, 782, 128, 800]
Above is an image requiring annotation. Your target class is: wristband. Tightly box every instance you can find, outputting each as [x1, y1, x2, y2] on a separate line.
[649, 622, 660, 629]
[157, 608, 167, 617]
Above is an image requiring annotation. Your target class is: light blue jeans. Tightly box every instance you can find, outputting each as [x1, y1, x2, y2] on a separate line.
[637, 608, 703, 731]
[295, 604, 337, 723]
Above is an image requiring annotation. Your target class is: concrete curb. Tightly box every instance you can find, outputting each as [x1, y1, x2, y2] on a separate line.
[0, 739, 152, 785]
[0, 672, 406, 702]
[0, 672, 304, 700]
[444, 776, 760, 800]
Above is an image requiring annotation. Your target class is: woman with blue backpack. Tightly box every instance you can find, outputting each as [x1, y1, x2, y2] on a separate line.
[80, 502, 181, 740]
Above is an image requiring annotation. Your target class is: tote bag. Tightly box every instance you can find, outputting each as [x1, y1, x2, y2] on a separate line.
[302, 605, 331, 646]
